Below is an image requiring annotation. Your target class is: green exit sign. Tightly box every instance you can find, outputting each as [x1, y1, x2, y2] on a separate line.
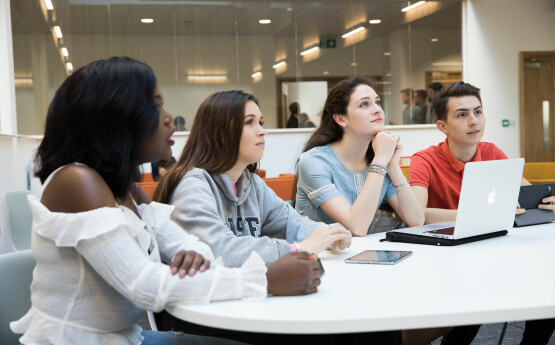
[320, 39, 336, 49]
[502, 119, 510, 127]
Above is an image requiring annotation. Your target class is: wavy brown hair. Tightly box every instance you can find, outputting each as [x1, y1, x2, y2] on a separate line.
[154, 90, 258, 203]
[292, 76, 376, 205]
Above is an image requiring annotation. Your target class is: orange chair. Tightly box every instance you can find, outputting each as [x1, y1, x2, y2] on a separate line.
[523, 162, 555, 184]
[401, 167, 410, 182]
[399, 156, 411, 168]
[138, 182, 158, 197]
[140, 173, 154, 183]
[256, 169, 267, 178]
[262, 176, 295, 201]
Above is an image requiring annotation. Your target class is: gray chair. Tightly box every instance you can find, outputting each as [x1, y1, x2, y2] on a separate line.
[2, 190, 33, 251]
[0, 250, 35, 345]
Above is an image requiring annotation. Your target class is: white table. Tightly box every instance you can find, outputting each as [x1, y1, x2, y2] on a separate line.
[167, 223, 555, 334]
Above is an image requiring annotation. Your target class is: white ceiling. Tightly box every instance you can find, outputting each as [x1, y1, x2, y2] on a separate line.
[12, 0, 461, 38]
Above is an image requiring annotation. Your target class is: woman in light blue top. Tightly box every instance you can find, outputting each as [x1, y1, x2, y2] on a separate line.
[295, 77, 424, 236]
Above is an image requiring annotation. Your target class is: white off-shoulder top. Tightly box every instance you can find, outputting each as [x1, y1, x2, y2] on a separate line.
[10, 164, 267, 345]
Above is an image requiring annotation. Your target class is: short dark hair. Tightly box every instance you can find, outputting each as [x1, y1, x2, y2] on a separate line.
[34, 56, 159, 199]
[174, 116, 185, 126]
[414, 89, 428, 101]
[289, 102, 299, 114]
[428, 82, 443, 91]
[157, 156, 176, 169]
[433, 81, 482, 122]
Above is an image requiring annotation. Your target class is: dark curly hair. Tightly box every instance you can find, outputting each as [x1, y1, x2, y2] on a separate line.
[34, 56, 159, 199]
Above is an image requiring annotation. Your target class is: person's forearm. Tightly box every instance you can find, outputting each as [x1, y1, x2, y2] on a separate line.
[424, 208, 458, 225]
[395, 186, 425, 226]
[347, 172, 387, 236]
[387, 165, 406, 186]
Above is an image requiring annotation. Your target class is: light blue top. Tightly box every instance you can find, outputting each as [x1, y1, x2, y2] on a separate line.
[295, 145, 396, 233]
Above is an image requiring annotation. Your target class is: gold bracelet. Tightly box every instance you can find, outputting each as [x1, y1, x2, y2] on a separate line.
[368, 165, 387, 176]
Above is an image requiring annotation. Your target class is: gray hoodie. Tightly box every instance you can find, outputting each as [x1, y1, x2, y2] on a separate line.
[169, 168, 323, 267]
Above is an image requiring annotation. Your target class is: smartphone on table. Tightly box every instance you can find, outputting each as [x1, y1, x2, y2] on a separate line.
[345, 250, 412, 265]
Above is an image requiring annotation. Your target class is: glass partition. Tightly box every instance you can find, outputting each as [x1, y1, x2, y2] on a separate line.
[10, 0, 462, 134]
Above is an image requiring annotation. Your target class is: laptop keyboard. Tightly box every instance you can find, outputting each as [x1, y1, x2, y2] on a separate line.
[425, 227, 455, 235]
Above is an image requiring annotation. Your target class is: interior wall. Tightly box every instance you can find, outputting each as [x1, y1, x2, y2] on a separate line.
[14, 24, 462, 134]
[463, 0, 555, 158]
[157, 126, 447, 179]
[0, 0, 16, 135]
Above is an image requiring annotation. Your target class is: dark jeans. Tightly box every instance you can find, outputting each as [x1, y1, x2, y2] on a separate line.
[440, 318, 555, 345]
[521, 319, 555, 345]
[154, 310, 402, 345]
[142, 330, 249, 345]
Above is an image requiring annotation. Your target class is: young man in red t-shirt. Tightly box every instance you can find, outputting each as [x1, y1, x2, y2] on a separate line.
[410, 82, 555, 224]
[409, 81, 555, 345]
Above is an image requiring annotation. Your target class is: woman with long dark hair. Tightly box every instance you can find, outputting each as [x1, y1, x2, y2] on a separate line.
[293, 77, 451, 345]
[154, 90, 352, 267]
[295, 77, 424, 236]
[10, 57, 319, 344]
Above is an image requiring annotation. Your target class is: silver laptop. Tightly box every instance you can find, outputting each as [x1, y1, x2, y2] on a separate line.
[391, 158, 524, 240]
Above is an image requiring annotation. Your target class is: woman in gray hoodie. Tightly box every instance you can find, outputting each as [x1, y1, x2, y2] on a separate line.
[154, 90, 352, 268]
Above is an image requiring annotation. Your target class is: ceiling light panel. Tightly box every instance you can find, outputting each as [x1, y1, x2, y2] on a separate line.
[300, 45, 319, 56]
[401, 1, 426, 12]
[272, 60, 286, 69]
[44, 0, 54, 10]
[53, 26, 63, 38]
[342, 26, 365, 39]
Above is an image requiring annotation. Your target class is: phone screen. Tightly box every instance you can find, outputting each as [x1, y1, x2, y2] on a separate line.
[345, 250, 412, 264]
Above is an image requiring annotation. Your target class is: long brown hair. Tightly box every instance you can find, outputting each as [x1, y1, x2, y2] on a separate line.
[154, 90, 258, 203]
[292, 76, 376, 205]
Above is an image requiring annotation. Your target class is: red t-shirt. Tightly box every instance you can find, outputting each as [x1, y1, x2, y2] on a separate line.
[409, 139, 509, 209]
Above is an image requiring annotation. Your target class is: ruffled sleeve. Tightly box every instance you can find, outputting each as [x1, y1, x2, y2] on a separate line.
[28, 195, 141, 247]
[135, 201, 175, 233]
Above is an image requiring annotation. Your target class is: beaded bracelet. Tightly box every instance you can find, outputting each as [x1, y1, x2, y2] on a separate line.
[289, 242, 301, 252]
[368, 164, 387, 176]
[369, 162, 387, 170]
[394, 179, 409, 191]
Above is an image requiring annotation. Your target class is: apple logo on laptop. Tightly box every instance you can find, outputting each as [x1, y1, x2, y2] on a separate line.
[488, 189, 496, 205]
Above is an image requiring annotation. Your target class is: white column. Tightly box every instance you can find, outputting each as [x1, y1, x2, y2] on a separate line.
[0, 0, 17, 135]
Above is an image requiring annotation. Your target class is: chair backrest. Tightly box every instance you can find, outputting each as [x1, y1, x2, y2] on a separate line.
[523, 162, 555, 184]
[138, 182, 159, 198]
[262, 176, 295, 201]
[2, 190, 33, 251]
[141, 172, 155, 183]
[401, 167, 410, 182]
[0, 250, 35, 344]
[399, 156, 411, 168]
[255, 169, 266, 178]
